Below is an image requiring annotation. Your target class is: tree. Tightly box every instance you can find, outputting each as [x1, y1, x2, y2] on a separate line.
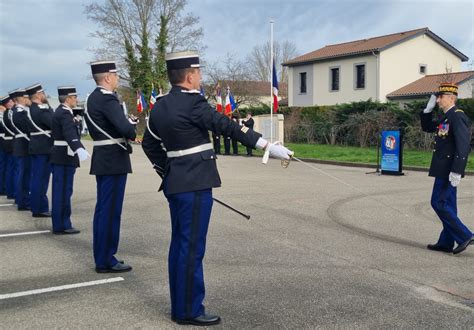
[85, 0, 204, 103]
[204, 54, 263, 109]
[246, 40, 298, 83]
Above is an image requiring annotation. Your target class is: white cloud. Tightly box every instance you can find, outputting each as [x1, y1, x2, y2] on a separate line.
[0, 0, 472, 99]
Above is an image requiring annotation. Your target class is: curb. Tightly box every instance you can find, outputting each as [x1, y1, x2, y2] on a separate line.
[295, 158, 474, 176]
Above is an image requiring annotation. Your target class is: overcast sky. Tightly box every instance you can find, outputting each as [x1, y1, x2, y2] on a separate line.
[0, 0, 472, 98]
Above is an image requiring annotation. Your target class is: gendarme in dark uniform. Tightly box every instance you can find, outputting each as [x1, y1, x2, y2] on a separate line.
[50, 86, 86, 235]
[25, 83, 53, 217]
[10, 88, 31, 210]
[85, 60, 137, 273]
[0, 96, 17, 199]
[420, 83, 473, 255]
[0, 98, 8, 195]
[142, 50, 293, 326]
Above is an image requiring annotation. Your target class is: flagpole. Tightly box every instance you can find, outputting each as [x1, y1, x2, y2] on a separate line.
[270, 19, 274, 143]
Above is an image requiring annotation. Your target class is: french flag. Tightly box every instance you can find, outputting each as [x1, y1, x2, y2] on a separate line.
[224, 87, 236, 116]
[272, 59, 279, 113]
[216, 85, 223, 113]
[149, 87, 157, 110]
[137, 90, 147, 113]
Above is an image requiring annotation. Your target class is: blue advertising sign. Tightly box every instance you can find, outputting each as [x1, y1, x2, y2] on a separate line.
[381, 130, 403, 174]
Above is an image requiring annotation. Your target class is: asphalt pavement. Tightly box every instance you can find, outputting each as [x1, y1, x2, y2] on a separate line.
[1, 141, 473, 328]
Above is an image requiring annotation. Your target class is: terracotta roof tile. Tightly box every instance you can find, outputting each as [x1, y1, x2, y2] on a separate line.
[283, 27, 459, 66]
[387, 71, 474, 98]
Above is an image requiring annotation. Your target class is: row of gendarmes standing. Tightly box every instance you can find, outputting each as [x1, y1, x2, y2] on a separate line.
[141, 50, 294, 326]
[0, 85, 88, 235]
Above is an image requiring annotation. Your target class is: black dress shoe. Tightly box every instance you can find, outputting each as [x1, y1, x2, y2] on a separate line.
[32, 212, 51, 218]
[18, 206, 31, 211]
[453, 236, 474, 255]
[427, 244, 453, 253]
[53, 228, 80, 235]
[175, 314, 221, 326]
[96, 262, 132, 273]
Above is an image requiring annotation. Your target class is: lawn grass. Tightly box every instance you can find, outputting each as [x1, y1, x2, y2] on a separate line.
[284, 143, 474, 170]
[84, 134, 474, 171]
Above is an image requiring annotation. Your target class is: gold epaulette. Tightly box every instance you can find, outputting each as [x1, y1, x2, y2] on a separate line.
[455, 109, 464, 113]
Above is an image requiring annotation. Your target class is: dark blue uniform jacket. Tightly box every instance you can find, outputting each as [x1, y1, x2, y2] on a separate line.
[142, 86, 262, 195]
[50, 105, 84, 167]
[85, 87, 136, 176]
[420, 106, 471, 178]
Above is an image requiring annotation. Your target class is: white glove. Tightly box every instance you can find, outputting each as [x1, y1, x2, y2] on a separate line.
[76, 148, 91, 162]
[268, 143, 294, 160]
[449, 172, 461, 187]
[423, 94, 437, 114]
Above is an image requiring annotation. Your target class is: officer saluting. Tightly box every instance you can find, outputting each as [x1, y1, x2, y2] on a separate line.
[10, 88, 32, 211]
[142, 51, 293, 326]
[420, 83, 473, 255]
[86, 61, 137, 273]
[0, 96, 16, 200]
[25, 83, 53, 217]
[50, 86, 89, 235]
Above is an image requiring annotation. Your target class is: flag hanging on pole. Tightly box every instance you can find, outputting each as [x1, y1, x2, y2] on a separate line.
[224, 87, 235, 116]
[216, 84, 223, 113]
[272, 59, 279, 113]
[149, 86, 157, 110]
[137, 90, 147, 113]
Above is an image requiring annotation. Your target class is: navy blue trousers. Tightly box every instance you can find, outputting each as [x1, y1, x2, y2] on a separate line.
[431, 177, 473, 248]
[51, 164, 75, 232]
[5, 153, 16, 199]
[0, 150, 5, 194]
[93, 174, 127, 269]
[165, 188, 213, 320]
[30, 155, 51, 214]
[15, 156, 31, 209]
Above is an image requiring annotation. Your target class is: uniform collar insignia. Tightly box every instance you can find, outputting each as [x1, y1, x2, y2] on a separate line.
[100, 88, 114, 95]
[16, 104, 28, 111]
[181, 89, 200, 94]
[61, 104, 73, 114]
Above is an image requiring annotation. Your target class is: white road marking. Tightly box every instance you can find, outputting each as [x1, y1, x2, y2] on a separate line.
[0, 203, 14, 207]
[0, 230, 50, 238]
[0, 277, 125, 300]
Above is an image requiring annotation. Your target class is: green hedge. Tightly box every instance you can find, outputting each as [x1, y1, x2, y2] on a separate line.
[242, 98, 474, 150]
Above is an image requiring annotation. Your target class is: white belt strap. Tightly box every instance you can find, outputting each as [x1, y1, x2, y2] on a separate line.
[166, 143, 213, 158]
[1, 118, 15, 137]
[9, 110, 30, 141]
[84, 95, 127, 151]
[54, 140, 74, 156]
[27, 109, 51, 137]
[15, 133, 28, 139]
[93, 138, 126, 146]
[30, 130, 52, 136]
[3, 136, 13, 140]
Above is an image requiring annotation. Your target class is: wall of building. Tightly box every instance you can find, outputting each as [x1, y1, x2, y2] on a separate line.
[458, 79, 474, 99]
[289, 64, 313, 106]
[312, 54, 377, 105]
[379, 34, 463, 102]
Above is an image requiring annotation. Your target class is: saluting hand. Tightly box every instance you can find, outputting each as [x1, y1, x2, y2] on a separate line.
[423, 94, 437, 114]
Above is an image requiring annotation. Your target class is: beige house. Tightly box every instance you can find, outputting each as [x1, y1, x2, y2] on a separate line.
[283, 28, 469, 106]
[387, 71, 474, 104]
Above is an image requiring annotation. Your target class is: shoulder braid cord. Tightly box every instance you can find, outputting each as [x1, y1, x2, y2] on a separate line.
[84, 94, 127, 151]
